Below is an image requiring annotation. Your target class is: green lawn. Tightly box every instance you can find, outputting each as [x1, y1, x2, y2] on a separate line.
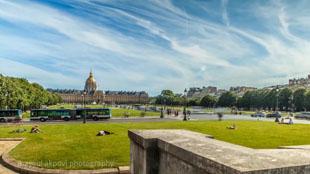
[1, 121, 310, 169]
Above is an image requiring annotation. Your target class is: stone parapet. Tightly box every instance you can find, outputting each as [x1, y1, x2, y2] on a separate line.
[128, 129, 310, 174]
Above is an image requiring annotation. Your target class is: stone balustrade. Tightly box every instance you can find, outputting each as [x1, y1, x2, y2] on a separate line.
[128, 129, 310, 174]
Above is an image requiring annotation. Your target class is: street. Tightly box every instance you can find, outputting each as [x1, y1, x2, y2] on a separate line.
[1, 114, 310, 125]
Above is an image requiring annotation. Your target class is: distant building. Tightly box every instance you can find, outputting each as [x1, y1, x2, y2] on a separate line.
[48, 71, 149, 104]
[289, 74, 310, 86]
[229, 86, 257, 96]
[186, 86, 224, 98]
[186, 85, 258, 98]
[216, 89, 228, 96]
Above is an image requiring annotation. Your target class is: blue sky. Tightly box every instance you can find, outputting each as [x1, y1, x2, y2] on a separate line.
[0, 0, 310, 95]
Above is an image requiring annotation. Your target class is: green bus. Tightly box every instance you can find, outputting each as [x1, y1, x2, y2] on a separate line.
[76, 108, 111, 121]
[30, 109, 72, 122]
[0, 109, 23, 122]
[30, 108, 111, 122]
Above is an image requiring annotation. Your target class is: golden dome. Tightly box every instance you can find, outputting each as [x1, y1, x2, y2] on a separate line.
[84, 71, 97, 94]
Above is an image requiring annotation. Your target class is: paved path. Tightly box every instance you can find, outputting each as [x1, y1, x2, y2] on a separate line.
[1, 117, 178, 125]
[0, 141, 19, 174]
[175, 113, 310, 124]
[1, 114, 310, 125]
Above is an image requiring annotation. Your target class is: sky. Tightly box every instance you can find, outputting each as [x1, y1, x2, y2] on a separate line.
[0, 0, 310, 96]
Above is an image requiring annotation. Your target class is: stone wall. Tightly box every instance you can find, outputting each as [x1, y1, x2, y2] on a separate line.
[128, 130, 310, 174]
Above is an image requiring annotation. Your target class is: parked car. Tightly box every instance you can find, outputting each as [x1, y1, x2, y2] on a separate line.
[266, 112, 281, 118]
[251, 112, 266, 117]
[295, 112, 310, 120]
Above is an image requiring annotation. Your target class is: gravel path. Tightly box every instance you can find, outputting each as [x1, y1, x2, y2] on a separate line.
[0, 141, 19, 174]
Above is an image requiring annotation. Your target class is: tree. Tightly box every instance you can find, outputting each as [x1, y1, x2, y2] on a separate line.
[217, 92, 237, 107]
[187, 99, 199, 106]
[278, 88, 292, 111]
[200, 95, 217, 108]
[304, 91, 310, 111]
[238, 90, 264, 110]
[263, 89, 278, 111]
[0, 75, 61, 110]
[155, 90, 184, 106]
[293, 89, 306, 112]
[161, 90, 174, 96]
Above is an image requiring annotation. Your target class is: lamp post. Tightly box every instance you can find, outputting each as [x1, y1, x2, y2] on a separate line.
[275, 86, 280, 123]
[290, 95, 294, 113]
[183, 88, 187, 121]
[82, 91, 86, 124]
[160, 98, 165, 119]
[276, 86, 279, 111]
[4, 91, 8, 110]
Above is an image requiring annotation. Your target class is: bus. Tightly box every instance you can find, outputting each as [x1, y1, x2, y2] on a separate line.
[0, 109, 22, 122]
[76, 108, 111, 121]
[30, 109, 72, 122]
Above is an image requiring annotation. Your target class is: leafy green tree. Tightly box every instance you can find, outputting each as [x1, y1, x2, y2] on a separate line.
[187, 98, 199, 106]
[200, 95, 217, 108]
[304, 91, 310, 111]
[293, 89, 306, 112]
[278, 88, 292, 111]
[155, 90, 184, 106]
[217, 92, 237, 107]
[0, 75, 61, 110]
[263, 89, 279, 111]
[238, 90, 264, 110]
[161, 90, 174, 96]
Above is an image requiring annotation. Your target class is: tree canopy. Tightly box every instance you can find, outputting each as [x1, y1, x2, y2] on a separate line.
[200, 95, 217, 107]
[154, 87, 310, 112]
[0, 75, 62, 110]
[217, 92, 237, 107]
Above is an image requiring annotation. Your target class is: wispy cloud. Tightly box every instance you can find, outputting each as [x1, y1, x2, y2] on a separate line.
[0, 0, 310, 95]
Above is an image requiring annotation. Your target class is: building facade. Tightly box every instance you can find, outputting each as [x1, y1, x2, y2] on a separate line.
[48, 71, 149, 104]
[289, 74, 310, 86]
[186, 86, 225, 98]
[229, 86, 257, 96]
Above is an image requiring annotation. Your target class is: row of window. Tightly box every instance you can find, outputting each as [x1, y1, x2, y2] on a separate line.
[31, 110, 70, 117]
[0, 111, 20, 117]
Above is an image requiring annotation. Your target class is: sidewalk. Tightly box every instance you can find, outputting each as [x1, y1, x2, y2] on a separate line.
[0, 141, 19, 174]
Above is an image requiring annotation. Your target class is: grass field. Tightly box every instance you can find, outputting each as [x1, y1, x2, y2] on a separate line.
[1, 120, 310, 169]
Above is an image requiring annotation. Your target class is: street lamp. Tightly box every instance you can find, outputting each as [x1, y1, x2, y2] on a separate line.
[4, 91, 8, 110]
[82, 91, 87, 124]
[290, 95, 294, 113]
[275, 86, 280, 123]
[160, 98, 164, 119]
[183, 88, 187, 121]
[276, 86, 279, 111]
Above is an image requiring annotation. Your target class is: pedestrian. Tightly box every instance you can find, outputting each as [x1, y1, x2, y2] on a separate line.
[289, 118, 293, 125]
[187, 110, 191, 120]
[218, 113, 223, 121]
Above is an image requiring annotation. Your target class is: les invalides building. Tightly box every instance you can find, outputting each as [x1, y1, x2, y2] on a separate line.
[48, 71, 149, 104]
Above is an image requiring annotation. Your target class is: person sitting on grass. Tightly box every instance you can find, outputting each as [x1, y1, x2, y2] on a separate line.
[279, 118, 285, 124]
[123, 111, 130, 118]
[227, 124, 236, 130]
[288, 118, 294, 125]
[217, 113, 223, 121]
[96, 130, 113, 136]
[30, 125, 41, 133]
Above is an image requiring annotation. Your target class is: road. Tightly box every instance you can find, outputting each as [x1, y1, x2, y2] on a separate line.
[188, 113, 310, 124]
[0, 117, 178, 125]
[1, 114, 310, 125]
